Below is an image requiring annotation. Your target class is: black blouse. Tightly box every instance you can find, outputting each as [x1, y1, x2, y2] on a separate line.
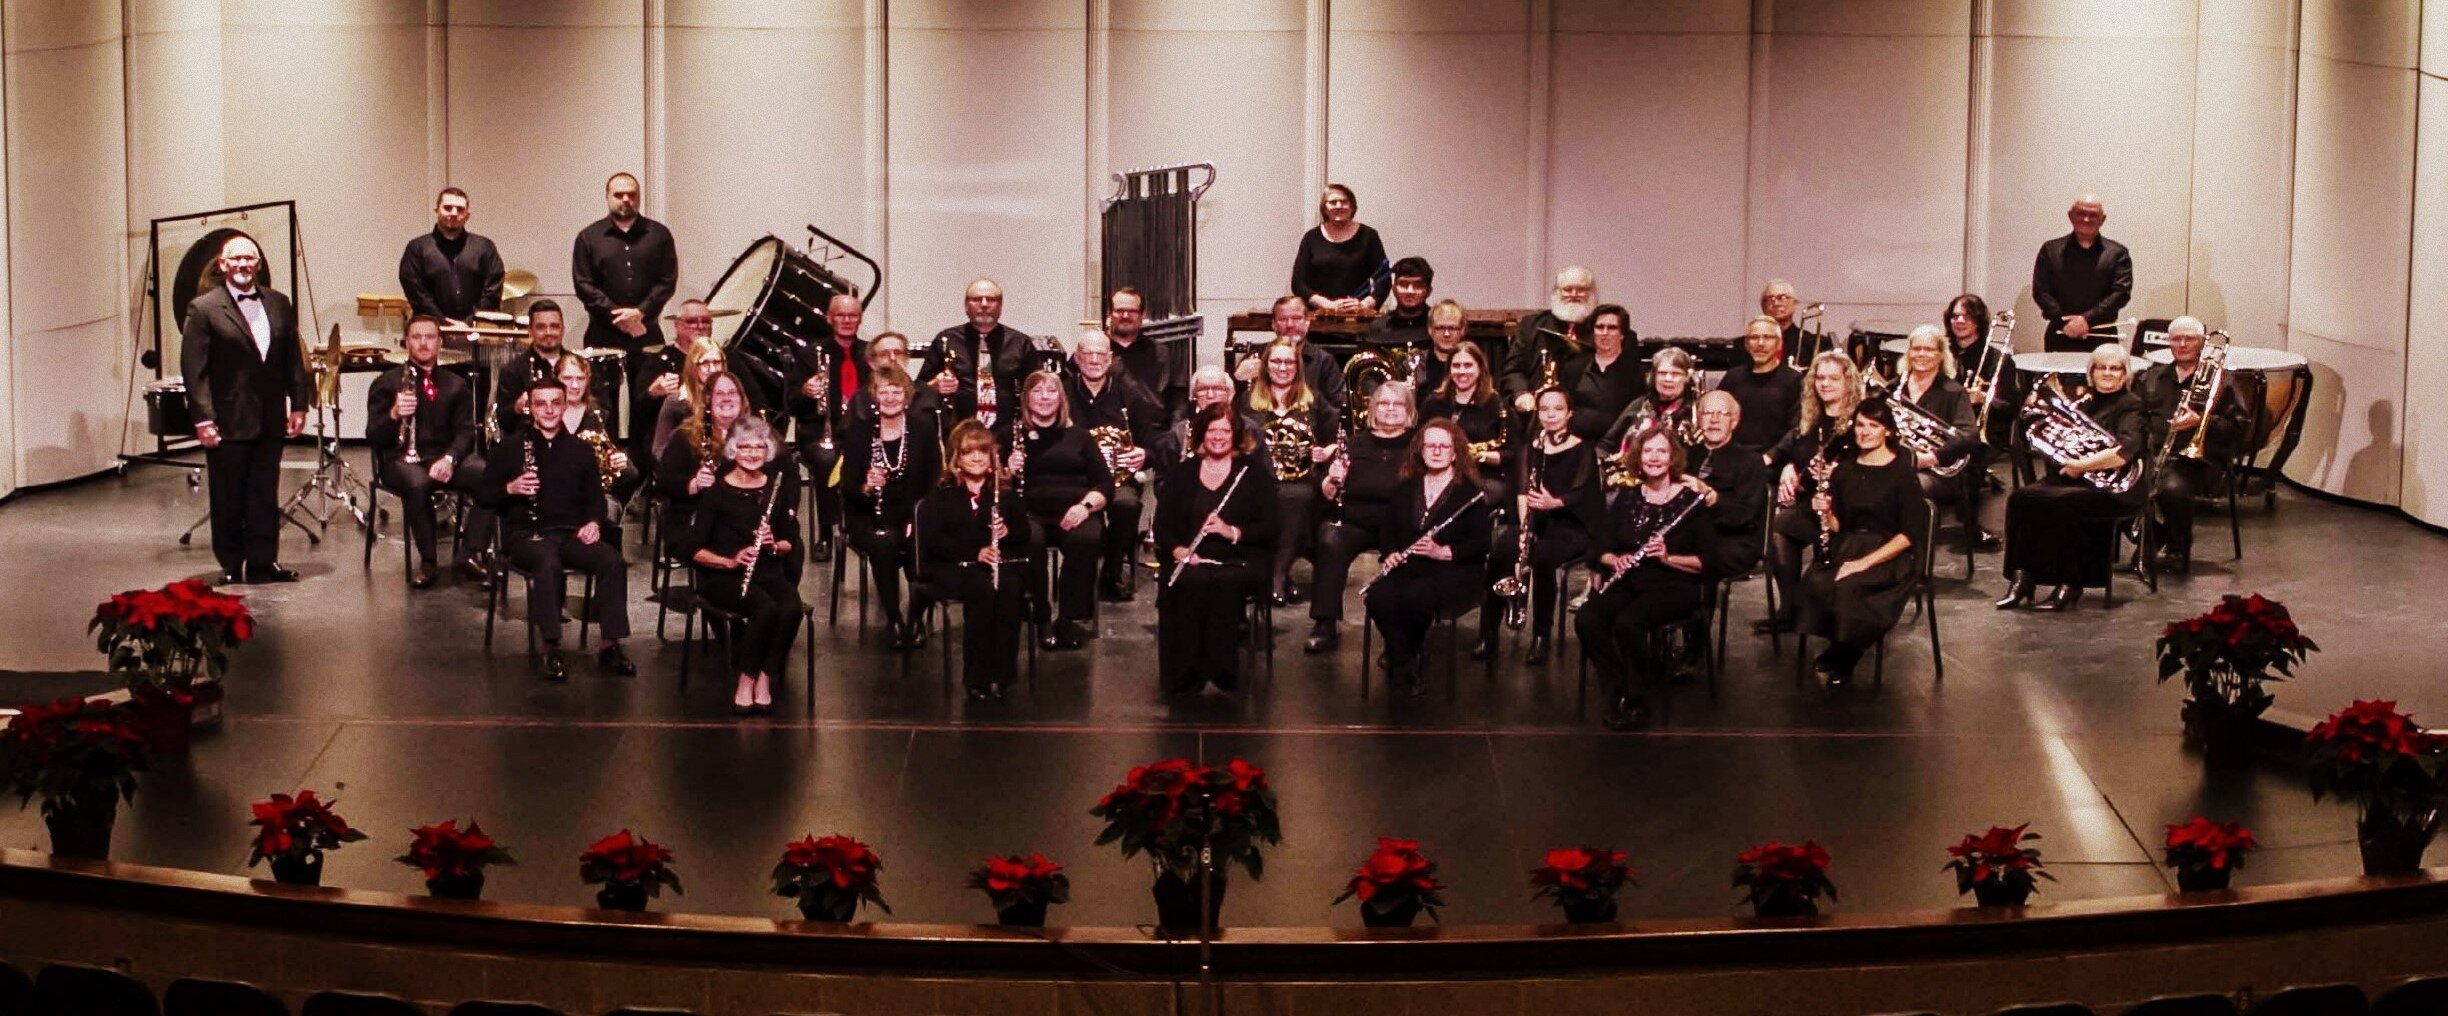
[1009, 423, 1115, 519]
[1381, 475, 1493, 563]
[686, 471, 803, 583]
[1716, 363, 1804, 450]
[1153, 455, 1282, 569]
[1518, 436, 1603, 533]
[838, 414, 942, 531]
[1241, 395, 1343, 483]
[1290, 224, 1389, 303]
[1772, 412, 1857, 485]
[1595, 485, 1717, 579]
[917, 480, 1029, 574]
[1422, 393, 1511, 475]
[1895, 373, 1979, 466]
[1604, 393, 1697, 452]
[1562, 353, 1645, 441]
[1829, 454, 1929, 545]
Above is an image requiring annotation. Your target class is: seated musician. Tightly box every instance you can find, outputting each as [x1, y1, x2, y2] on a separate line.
[1503, 266, 1602, 413]
[1944, 293, 2020, 447]
[1410, 298, 1470, 396]
[1760, 279, 1809, 362]
[844, 332, 942, 429]
[1104, 287, 1184, 419]
[839, 366, 941, 651]
[1505, 385, 1602, 664]
[1009, 368, 1113, 651]
[475, 383, 636, 680]
[1799, 399, 1929, 684]
[1996, 344, 2147, 612]
[1362, 419, 1493, 698]
[1367, 257, 1436, 347]
[1234, 296, 1348, 416]
[1066, 330, 1166, 603]
[684, 417, 802, 717]
[2136, 316, 2247, 574]
[1155, 403, 1280, 697]
[655, 371, 749, 557]
[495, 299, 570, 437]
[367, 315, 494, 587]
[1565, 303, 1644, 443]
[917, 421, 1030, 701]
[651, 320, 728, 460]
[793, 293, 871, 564]
[1304, 382, 1418, 654]
[1421, 340, 1512, 502]
[1242, 336, 1342, 604]
[1602, 346, 1700, 462]
[1151, 366, 1261, 475]
[1577, 424, 1716, 730]
[553, 351, 643, 508]
[1687, 390, 1767, 581]
[638, 298, 713, 447]
[1716, 315, 1804, 452]
[919, 278, 1032, 424]
[1291, 183, 1390, 314]
[1888, 325, 1980, 541]
[1759, 351, 1862, 635]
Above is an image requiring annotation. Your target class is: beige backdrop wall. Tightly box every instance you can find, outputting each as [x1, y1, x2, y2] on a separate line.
[3, 0, 2437, 527]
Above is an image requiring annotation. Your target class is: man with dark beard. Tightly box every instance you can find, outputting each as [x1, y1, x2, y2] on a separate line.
[1502, 265, 1602, 413]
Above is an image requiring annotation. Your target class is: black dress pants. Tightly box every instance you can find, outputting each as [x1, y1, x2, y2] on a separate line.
[1575, 571, 1707, 702]
[928, 566, 1025, 690]
[1363, 560, 1475, 664]
[2152, 458, 2212, 558]
[1100, 481, 1146, 586]
[206, 436, 287, 574]
[697, 567, 804, 676]
[505, 529, 630, 645]
[845, 519, 914, 627]
[1159, 563, 1260, 693]
[798, 439, 843, 542]
[1308, 517, 1384, 623]
[378, 454, 493, 567]
[1027, 512, 1104, 622]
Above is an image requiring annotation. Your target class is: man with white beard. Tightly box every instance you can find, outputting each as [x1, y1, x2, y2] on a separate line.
[1502, 265, 1608, 413]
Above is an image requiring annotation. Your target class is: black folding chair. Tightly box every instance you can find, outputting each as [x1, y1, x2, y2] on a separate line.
[2244, 984, 2367, 1016]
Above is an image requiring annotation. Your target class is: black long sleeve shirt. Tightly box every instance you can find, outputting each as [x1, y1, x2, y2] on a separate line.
[838, 414, 941, 532]
[1290, 224, 1389, 302]
[1895, 373, 1980, 467]
[686, 471, 802, 583]
[1109, 334, 1185, 420]
[1334, 427, 1415, 529]
[2033, 234, 2133, 336]
[477, 428, 604, 534]
[1012, 424, 1115, 519]
[1596, 486, 1717, 581]
[918, 323, 1034, 421]
[2134, 361, 2249, 459]
[1154, 455, 1281, 568]
[918, 481, 1030, 576]
[366, 363, 477, 465]
[1501, 312, 1601, 401]
[1381, 476, 1493, 563]
[1066, 373, 1168, 448]
[571, 216, 677, 351]
[399, 229, 504, 323]
[1518, 437, 1603, 533]
[1716, 363, 1804, 450]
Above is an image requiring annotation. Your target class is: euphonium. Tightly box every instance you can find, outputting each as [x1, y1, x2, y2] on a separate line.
[2022, 374, 2141, 494]
[1263, 408, 1316, 481]
[1862, 374, 1970, 478]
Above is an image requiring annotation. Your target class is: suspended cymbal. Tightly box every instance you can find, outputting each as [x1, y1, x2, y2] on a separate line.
[501, 268, 540, 301]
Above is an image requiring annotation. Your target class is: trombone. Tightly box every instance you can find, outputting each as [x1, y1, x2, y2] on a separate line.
[1786, 303, 1827, 370]
[1965, 310, 2015, 441]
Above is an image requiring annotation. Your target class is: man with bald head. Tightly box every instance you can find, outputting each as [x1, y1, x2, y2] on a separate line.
[1503, 266, 1605, 412]
[2134, 315, 2246, 573]
[1067, 329, 1167, 600]
[182, 232, 313, 583]
[919, 278, 1033, 425]
[2034, 194, 2132, 353]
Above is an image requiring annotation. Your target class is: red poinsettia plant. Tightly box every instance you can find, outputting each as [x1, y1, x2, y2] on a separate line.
[966, 853, 1070, 911]
[245, 790, 368, 867]
[2163, 816, 2257, 876]
[90, 580, 254, 695]
[395, 819, 517, 881]
[1529, 846, 1636, 908]
[1942, 824, 2054, 897]
[773, 834, 890, 919]
[0, 697, 148, 821]
[1733, 839, 1837, 913]
[1333, 837, 1448, 922]
[1090, 757, 1282, 880]
[579, 829, 682, 897]
[2306, 699, 2448, 833]
[2155, 592, 2316, 718]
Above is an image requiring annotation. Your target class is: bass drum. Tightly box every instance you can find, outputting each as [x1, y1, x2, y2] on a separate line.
[705, 235, 860, 420]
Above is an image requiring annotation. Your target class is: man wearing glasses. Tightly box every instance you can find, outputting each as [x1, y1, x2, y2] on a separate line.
[181, 233, 312, 584]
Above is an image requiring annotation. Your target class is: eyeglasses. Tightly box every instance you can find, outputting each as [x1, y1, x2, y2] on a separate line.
[1699, 409, 1734, 419]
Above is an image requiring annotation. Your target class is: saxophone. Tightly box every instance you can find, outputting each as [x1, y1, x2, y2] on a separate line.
[1263, 407, 1316, 481]
[2022, 374, 2141, 494]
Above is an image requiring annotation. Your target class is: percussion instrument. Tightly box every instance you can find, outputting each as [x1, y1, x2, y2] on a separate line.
[340, 346, 392, 370]
[2014, 351, 2150, 377]
[577, 346, 627, 422]
[1849, 320, 1918, 376]
[2145, 345, 2311, 463]
[500, 268, 540, 302]
[703, 235, 866, 415]
[144, 379, 192, 437]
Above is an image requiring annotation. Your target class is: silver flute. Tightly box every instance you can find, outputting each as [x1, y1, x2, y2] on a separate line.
[1167, 465, 1248, 588]
[1361, 490, 1486, 596]
[738, 470, 785, 596]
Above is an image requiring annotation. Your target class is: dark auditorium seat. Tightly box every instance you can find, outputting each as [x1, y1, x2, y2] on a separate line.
[2125, 995, 2238, 1016]
[449, 1002, 565, 1016]
[603, 1009, 701, 1016]
[301, 990, 426, 1016]
[2373, 975, 2448, 1016]
[1993, 1006, 2096, 1016]
[0, 961, 34, 1013]
[165, 977, 289, 1016]
[33, 962, 159, 1016]
[2245, 984, 2369, 1016]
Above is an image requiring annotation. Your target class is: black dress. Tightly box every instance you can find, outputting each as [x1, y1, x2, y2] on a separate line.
[838, 414, 942, 630]
[686, 471, 805, 679]
[1493, 436, 1602, 636]
[917, 480, 1030, 690]
[1562, 353, 1645, 443]
[1290, 224, 1390, 304]
[1575, 484, 1715, 703]
[1363, 475, 1493, 671]
[1154, 455, 1280, 694]
[2003, 387, 2147, 587]
[1010, 422, 1114, 625]
[1310, 427, 1415, 625]
[1800, 454, 1928, 649]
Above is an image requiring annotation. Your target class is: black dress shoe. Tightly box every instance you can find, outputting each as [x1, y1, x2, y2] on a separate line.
[1042, 620, 1086, 651]
[1525, 635, 1550, 666]
[254, 564, 300, 583]
[1282, 585, 1307, 606]
[1993, 577, 2036, 610]
[1603, 696, 1651, 731]
[2159, 551, 2191, 576]
[966, 686, 990, 702]
[809, 541, 833, 564]
[2033, 585, 2082, 612]
[1972, 529, 2002, 550]
[540, 650, 569, 681]
[1098, 578, 1132, 603]
[987, 682, 1008, 701]
[1470, 637, 1496, 661]
[219, 570, 246, 586]
[597, 643, 637, 676]
[454, 559, 492, 583]
[1302, 622, 1339, 655]
[410, 565, 437, 590]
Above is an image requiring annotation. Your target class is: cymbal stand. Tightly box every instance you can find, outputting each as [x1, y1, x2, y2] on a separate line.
[277, 396, 369, 538]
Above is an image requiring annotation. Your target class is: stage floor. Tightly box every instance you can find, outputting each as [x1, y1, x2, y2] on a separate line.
[0, 452, 2436, 926]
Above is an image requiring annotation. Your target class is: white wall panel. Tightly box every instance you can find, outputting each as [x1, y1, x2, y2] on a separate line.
[2186, 0, 2294, 348]
[2404, 75, 2448, 526]
[125, 0, 226, 232]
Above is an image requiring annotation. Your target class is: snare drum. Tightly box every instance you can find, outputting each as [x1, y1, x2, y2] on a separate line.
[705, 235, 859, 415]
[144, 378, 192, 437]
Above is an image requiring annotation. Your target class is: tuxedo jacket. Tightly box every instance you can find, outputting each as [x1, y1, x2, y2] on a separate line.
[180, 285, 312, 441]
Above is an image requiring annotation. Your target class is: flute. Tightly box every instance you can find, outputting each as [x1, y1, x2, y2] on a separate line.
[1167, 465, 1248, 588]
[1361, 490, 1486, 596]
[1589, 489, 1703, 595]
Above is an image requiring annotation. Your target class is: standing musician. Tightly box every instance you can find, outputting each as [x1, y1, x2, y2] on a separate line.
[919, 278, 1033, 424]
[397, 187, 504, 331]
[653, 340, 728, 461]
[1503, 266, 1602, 413]
[1996, 344, 2148, 612]
[794, 293, 871, 563]
[1243, 336, 1342, 604]
[1716, 316, 1805, 452]
[1504, 386, 1603, 664]
[655, 371, 750, 557]
[2135, 316, 2247, 575]
[476, 383, 636, 680]
[839, 366, 941, 650]
[638, 298, 714, 451]
[1367, 257, 1437, 348]
[368, 315, 493, 587]
[571, 171, 678, 458]
[1362, 419, 1494, 698]
[1686, 391, 1768, 582]
[1888, 325, 1981, 539]
[1602, 346, 1701, 460]
[552, 352, 644, 508]
[1008, 369, 1113, 651]
[1104, 287, 1184, 418]
[181, 232, 311, 585]
[1564, 303, 1645, 442]
[917, 421, 1030, 700]
[1760, 280, 1809, 362]
[1758, 351, 1863, 635]
[684, 417, 802, 717]
[1066, 330, 1165, 603]
[2033, 195, 2132, 353]
[1291, 183, 1391, 313]
[1233, 297, 1347, 415]
[1798, 399, 1929, 684]
[1155, 403, 1280, 697]
[1303, 382, 1419, 655]
[496, 299, 571, 438]
[1576, 425, 1716, 730]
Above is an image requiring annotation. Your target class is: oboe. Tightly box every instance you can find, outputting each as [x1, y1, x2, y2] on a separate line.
[1589, 489, 1702, 595]
[1361, 489, 1487, 596]
[400, 365, 423, 465]
[738, 469, 785, 596]
[1167, 465, 1248, 588]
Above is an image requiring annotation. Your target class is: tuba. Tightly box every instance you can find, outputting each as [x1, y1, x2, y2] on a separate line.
[1263, 407, 1316, 481]
[2022, 375, 2141, 494]
[1863, 374, 1969, 478]
[1341, 346, 1413, 429]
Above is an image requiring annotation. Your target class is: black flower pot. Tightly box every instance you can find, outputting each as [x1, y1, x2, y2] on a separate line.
[595, 883, 650, 912]
[1152, 870, 1227, 934]
[1751, 893, 1818, 918]
[1560, 898, 1618, 924]
[2358, 812, 2438, 876]
[269, 852, 324, 887]
[996, 900, 1049, 927]
[1360, 898, 1423, 928]
[2181, 697, 2260, 769]
[798, 897, 859, 923]
[1971, 880, 2032, 908]
[427, 872, 486, 900]
[43, 798, 117, 860]
[2175, 866, 2232, 893]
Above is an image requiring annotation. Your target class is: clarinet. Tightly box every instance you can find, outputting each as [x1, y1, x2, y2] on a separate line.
[738, 470, 786, 596]
[1167, 465, 1248, 588]
[1361, 489, 1487, 596]
[519, 432, 542, 542]
[401, 365, 423, 465]
[1589, 488, 1703, 595]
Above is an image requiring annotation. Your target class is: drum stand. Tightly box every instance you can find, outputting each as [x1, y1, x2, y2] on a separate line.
[279, 400, 370, 537]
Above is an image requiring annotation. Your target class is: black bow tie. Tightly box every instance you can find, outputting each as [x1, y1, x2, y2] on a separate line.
[235, 292, 261, 302]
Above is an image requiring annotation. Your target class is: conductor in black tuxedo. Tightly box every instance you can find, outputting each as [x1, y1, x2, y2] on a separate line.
[181, 233, 311, 584]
